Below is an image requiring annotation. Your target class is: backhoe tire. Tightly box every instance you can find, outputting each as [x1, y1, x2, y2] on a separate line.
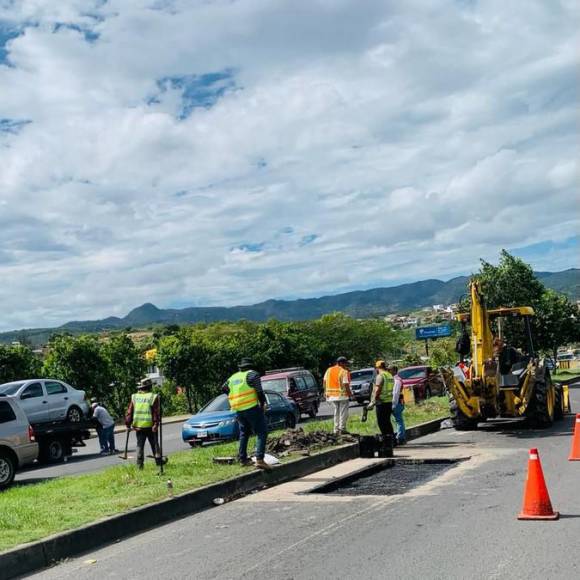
[554, 384, 564, 421]
[450, 396, 478, 431]
[526, 368, 555, 428]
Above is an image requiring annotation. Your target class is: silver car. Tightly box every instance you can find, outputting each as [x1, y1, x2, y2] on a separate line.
[0, 397, 38, 489]
[0, 379, 89, 424]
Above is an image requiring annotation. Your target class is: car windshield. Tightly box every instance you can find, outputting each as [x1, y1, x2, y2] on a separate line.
[0, 381, 26, 396]
[399, 368, 427, 380]
[261, 378, 287, 393]
[200, 394, 231, 413]
[350, 370, 374, 381]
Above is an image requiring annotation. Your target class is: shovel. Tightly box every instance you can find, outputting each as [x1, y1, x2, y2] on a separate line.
[118, 428, 131, 460]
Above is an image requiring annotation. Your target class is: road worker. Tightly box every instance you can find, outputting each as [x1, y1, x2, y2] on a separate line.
[389, 365, 406, 445]
[367, 360, 395, 442]
[125, 378, 161, 470]
[323, 356, 352, 435]
[223, 358, 271, 470]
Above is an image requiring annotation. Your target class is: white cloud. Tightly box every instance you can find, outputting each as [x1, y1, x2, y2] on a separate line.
[0, 0, 578, 330]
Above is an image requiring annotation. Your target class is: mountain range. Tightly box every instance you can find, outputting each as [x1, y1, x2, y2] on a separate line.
[2, 268, 579, 346]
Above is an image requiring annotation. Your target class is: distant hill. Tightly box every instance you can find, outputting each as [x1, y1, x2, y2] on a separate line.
[2, 268, 578, 346]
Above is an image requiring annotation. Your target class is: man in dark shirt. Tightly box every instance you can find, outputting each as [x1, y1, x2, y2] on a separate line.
[223, 358, 270, 470]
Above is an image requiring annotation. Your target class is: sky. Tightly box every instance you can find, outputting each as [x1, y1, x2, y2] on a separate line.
[0, 0, 578, 331]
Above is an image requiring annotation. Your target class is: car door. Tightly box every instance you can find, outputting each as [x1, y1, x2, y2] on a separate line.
[302, 374, 317, 408]
[293, 376, 307, 412]
[18, 382, 49, 424]
[44, 380, 70, 421]
[264, 393, 285, 430]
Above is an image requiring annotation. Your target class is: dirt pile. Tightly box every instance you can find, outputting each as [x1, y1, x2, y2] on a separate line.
[266, 427, 357, 455]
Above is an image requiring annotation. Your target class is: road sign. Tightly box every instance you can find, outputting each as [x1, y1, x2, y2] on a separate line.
[415, 325, 452, 340]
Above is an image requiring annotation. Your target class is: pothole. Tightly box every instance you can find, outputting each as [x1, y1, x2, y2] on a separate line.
[309, 459, 465, 496]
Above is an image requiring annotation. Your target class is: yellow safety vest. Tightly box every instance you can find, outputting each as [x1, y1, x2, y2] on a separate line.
[132, 392, 157, 428]
[228, 371, 259, 412]
[378, 371, 394, 403]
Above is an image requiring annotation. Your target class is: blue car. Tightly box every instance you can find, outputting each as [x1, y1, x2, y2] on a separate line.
[182, 390, 300, 446]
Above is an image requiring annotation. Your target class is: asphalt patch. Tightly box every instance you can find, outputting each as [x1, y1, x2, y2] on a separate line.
[311, 459, 462, 496]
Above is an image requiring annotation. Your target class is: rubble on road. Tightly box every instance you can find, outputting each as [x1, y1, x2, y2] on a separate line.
[266, 427, 357, 455]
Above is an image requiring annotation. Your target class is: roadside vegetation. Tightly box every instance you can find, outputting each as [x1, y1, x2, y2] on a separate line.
[0, 398, 447, 553]
[0, 252, 578, 419]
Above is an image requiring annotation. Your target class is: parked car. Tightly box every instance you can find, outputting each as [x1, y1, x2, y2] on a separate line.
[261, 367, 321, 418]
[0, 379, 89, 424]
[399, 366, 446, 400]
[182, 390, 300, 446]
[350, 368, 375, 404]
[0, 397, 38, 489]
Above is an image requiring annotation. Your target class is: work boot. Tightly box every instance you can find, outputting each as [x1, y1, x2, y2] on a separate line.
[239, 458, 253, 467]
[255, 458, 272, 471]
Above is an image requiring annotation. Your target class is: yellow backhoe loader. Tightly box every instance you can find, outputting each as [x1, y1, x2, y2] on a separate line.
[443, 281, 569, 430]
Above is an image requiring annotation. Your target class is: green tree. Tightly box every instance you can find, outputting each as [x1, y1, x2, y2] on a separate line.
[308, 313, 403, 377]
[0, 344, 42, 383]
[156, 329, 214, 412]
[535, 290, 580, 360]
[472, 250, 580, 356]
[428, 338, 457, 368]
[102, 333, 147, 417]
[476, 250, 545, 308]
[43, 335, 111, 403]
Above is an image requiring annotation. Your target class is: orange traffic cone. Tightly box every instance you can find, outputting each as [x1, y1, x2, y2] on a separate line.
[518, 448, 559, 520]
[568, 414, 580, 461]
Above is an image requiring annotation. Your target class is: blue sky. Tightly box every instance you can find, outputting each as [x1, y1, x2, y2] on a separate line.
[0, 0, 578, 330]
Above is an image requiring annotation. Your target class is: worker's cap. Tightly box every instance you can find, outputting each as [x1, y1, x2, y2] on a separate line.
[90, 397, 98, 404]
[375, 360, 386, 368]
[238, 357, 255, 369]
[138, 378, 153, 389]
[336, 356, 349, 364]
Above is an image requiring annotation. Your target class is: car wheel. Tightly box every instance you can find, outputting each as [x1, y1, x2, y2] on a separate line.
[40, 439, 66, 463]
[66, 406, 83, 423]
[285, 414, 297, 428]
[0, 452, 16, 490]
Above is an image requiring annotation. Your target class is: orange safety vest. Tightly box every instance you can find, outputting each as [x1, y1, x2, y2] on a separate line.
[325, 365, 350, 398]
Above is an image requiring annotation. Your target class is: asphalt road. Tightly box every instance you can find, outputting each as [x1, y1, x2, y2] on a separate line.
[29, 385, 580, 580]
[17, 401, 362, 483]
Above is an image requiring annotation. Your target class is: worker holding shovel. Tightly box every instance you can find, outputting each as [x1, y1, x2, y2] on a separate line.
[125, 378, 162, 470]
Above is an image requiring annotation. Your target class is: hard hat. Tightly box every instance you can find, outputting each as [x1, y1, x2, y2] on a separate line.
[336, 356, 349, 364]
[138, 378, 153, 390]
[238, 357, 255, 369]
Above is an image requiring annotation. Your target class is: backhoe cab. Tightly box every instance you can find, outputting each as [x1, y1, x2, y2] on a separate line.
[444, 281, 568, 430]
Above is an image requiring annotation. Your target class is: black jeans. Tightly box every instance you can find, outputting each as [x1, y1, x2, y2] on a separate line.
[237, 405, 268, 461]
[376, 403, 394, 439]
[135, 428, 158, 467]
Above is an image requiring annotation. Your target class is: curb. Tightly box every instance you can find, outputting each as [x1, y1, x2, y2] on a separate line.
[406, 417, 447, 441]
[1, 417, 444, 580]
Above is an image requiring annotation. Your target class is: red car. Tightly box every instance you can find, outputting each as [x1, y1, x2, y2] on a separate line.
[398, 366, 446, 401]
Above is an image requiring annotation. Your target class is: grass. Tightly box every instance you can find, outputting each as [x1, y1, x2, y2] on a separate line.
[0, 398, 448, 553]
[553, 369, 580, 382]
